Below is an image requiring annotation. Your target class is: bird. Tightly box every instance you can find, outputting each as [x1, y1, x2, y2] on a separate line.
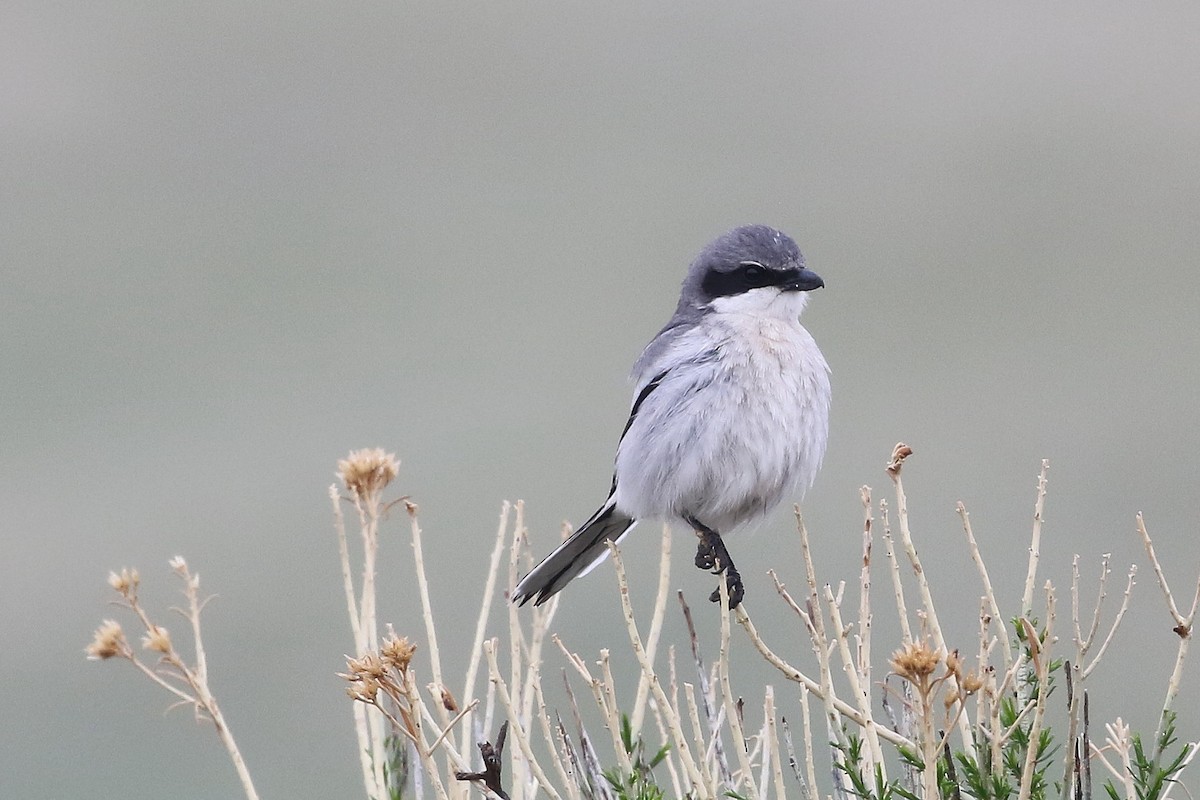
[512, 225, 830, 609]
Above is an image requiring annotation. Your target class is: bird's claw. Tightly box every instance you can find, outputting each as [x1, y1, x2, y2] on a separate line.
[708, 568, 745, 608]
[692, 520, 745, 607]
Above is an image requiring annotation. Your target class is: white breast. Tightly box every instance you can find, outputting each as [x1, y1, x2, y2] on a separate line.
[615, 289, 830, 533]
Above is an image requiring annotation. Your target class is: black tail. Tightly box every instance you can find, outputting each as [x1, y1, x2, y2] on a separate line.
[512, 499, 636, 606]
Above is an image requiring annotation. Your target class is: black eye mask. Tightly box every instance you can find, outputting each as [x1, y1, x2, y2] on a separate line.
[700, 263, 804, 298]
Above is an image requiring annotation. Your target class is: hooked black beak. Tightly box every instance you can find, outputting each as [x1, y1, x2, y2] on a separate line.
[783, 268, 824, 292]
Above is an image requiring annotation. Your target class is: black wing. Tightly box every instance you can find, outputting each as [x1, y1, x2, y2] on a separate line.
[608, 368, 670, 496]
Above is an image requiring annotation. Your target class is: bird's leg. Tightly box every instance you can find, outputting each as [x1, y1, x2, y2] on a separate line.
[708, 544, 745, 608]
[690, 517, 718, 570]
[685, 515, 745, 609]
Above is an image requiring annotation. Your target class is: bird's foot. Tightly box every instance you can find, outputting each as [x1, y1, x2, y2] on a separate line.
[709, 565, 745, 608]
[694, 535, 718, 570]
[688, 519, 744, 608]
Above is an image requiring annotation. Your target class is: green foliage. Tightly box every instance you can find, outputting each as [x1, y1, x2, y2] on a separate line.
[833, 734, 920, 800]
[1001, 703, 1057, 800]
[1104, 712, 1194, 800]
[949, 683, 1057, 800]
[955, 748, 1015, 800]
[380, 734, 409, 800]
[603, 714, 671, 800]
[1012, 615, 1063, 704]
[873, 620, 1066, 800]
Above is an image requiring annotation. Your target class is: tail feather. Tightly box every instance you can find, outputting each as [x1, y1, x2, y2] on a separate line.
[513, 500, 636, 606]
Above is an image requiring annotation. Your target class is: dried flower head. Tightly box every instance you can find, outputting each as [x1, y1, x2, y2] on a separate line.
[886, 442, 914, 478]
[944, 649, 962, 678]
[381, 635, 417, 673]
[347, 674, 381, 703]
[344, 652, 388, 681]
[86, 620, 128, 660]
[890, 641, 940, 684]
[337, 448, 399, 499]
[142, 625, 172, 654]
[108, 568, 140, 597]
[342, 650, 395, 704]
[961, 670, 984, 694]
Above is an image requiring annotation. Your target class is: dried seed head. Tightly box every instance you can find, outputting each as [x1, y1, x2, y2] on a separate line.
[381, 635, 417, 673]
[441, 686, 459, 712]
[961, 670, 984, 694]
[342, 652, 390, 703]
[86, 620, 128, 660]
[890, 641, 940, 683]
[345, 652, 387, 680]
[347, 674, 381, 703]
[141, 625, 171, 654]
[886, 443, 914, 478]
[107, 568, 140, 597]
[945, 649, 962, 678]
[337, 448, 399, 499]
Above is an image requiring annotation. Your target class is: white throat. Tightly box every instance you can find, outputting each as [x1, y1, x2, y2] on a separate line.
[708, 287, 810, 321]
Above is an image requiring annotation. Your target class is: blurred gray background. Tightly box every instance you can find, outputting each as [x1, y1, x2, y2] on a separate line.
[4, 2, 1199, 798]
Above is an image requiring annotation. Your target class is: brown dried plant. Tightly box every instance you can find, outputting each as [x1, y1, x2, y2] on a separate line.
[89, 444, 1198, 800]
[85, 558, 260, 800]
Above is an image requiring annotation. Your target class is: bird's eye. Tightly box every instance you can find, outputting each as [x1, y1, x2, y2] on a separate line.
[741, 264, 765, 281]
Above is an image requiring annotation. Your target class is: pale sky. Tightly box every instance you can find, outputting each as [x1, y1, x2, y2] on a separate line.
[4, 3, 1199, 797]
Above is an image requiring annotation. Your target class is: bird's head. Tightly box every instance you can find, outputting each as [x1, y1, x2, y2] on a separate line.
[681, 225, 823, 318]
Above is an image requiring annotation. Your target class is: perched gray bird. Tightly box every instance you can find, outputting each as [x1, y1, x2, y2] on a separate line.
[513, 225, 830, 608]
